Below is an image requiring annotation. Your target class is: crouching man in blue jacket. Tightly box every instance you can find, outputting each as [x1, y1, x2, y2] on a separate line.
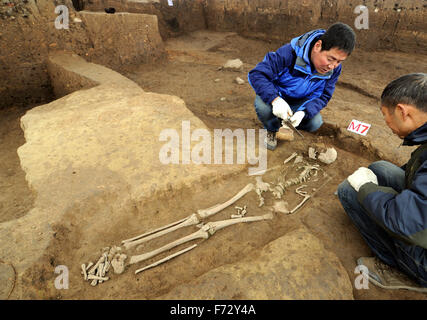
[248, 22, 356, 150]
[338, 73, 427, 292]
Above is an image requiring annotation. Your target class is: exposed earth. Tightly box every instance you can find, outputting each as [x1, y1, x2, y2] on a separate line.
[1, 30, 426, 300]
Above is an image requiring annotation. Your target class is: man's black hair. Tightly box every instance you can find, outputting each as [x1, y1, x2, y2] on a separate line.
[319, 22, 356, 55]
[381, 73, 427, 113]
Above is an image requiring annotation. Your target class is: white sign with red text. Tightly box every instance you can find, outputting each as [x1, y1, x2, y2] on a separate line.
[347, 119, 371, 136]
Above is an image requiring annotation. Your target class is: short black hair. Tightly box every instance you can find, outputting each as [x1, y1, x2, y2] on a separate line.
[319, 22, 356, 55]
[381, 73, 427, 113]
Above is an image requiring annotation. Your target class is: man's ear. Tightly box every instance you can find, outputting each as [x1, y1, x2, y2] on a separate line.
[313, 40, 322, 52]
[396, 103, 409, 120]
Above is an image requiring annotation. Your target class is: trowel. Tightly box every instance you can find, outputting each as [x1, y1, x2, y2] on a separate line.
[283, 119, 304, 139]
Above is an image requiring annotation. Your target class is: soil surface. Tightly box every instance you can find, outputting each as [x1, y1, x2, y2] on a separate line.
[1, 30, 426, 300]
[0, 105, 35, 225]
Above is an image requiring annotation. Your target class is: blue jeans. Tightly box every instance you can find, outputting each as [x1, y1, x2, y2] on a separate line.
[254, 95, 323, 132]
[338, 160, 427, 287]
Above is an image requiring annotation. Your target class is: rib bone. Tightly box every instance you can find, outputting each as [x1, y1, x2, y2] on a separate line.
[129, 213, 273, 265]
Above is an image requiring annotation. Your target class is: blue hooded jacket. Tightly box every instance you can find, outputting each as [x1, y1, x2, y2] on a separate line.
[358, 122, 427, 249]
[248, 29, 342, 119]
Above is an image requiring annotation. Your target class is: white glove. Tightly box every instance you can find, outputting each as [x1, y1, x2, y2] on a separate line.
[272, 97, 293, 120]
[347, 167, 378, 192]
[289, 111, 305, 128]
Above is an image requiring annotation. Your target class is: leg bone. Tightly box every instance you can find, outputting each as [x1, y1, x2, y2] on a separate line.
[129, 213, 273, 266]
[135, 244, 198, 275]
[129, 226, 211, 265]
[197, 183, 254, 218]
[121, 217, 188, 244]
[122, 183, 254, 249]
[123, 214, 200, 250]
[204, 213, 273, 236]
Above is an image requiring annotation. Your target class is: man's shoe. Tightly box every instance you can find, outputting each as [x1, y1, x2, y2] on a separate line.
[264, 131, 277, 150]
[357, 257, 427, 293]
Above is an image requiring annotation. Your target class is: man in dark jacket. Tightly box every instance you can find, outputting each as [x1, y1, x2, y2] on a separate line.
[338, 73, 427, 292]
[248, 22, 356, 150]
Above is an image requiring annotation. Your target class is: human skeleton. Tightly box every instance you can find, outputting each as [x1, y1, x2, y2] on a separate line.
[81, 149, 334, 285]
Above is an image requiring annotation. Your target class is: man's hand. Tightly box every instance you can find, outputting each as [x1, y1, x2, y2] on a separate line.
[272, 97, 293, 120]
[289, 111, 305, 128]
[347, 167, 378, 192]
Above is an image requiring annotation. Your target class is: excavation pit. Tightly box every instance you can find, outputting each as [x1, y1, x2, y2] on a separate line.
[0, 1, 426, 301]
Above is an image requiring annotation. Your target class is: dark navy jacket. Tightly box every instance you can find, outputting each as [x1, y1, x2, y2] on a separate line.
[359, 122, 427, 249]
[248, 29, 342, 119]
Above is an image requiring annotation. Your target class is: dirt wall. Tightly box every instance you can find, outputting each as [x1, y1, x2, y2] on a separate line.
[0, 0, 165, 109]
[204, 0, 426, 54]
[1, 0, 425, 109]
[83, 0, 207, 39]
[82, 0, 426, 54]
[1, 1, 73, 108]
